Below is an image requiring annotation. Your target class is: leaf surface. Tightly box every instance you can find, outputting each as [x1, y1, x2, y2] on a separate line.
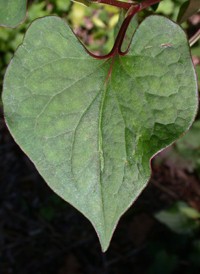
[0, 0, 27, 27]
[3, 15, 198, 251]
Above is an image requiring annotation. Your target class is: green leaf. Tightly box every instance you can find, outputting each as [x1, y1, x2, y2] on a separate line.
[174, 120, 200, 173]
[155, 202, 200, 234]
[2, 15, 198, 251]
[0, 0, 27, 28]
[71, 0, 91, 7]
[177, 0, 200, 23]
[148, 250, 178, 274]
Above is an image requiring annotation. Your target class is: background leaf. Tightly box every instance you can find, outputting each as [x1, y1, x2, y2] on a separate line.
[72, 0, 92, 7]
[155, 202, 200, 234]
[178, 0, 200, 23]
[3, 15, 198, 251]
[0, 0, 27, 27]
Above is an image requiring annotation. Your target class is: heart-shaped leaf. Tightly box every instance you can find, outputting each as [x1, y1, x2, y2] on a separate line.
[0, 0, 27, 27]
[3, 15, 198, 251]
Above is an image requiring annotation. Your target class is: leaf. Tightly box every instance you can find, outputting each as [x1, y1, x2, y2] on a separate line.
[2, 15, 198, 251]
[71, 0, 92, 7]
[0, 0, 27, 27]
[174, 120, 200, 173]
[177, 0, 200, 23]
[155, 202, 200, 234]
[148, 250, 178, 274]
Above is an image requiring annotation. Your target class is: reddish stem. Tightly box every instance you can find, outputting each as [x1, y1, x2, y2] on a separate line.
[140, 0, 161, 9]
[93, 0, 131, 10]
[87, 4, 140, 59]
[92, 0, 161, 10]
[87, 0, 161, 59]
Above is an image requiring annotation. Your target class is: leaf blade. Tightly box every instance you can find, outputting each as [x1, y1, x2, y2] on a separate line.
[0, 0, 27, 27]
[3, 15, 198, 251]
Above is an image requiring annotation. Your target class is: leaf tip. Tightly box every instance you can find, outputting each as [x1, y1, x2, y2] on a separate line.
[99, 236, 111, 253]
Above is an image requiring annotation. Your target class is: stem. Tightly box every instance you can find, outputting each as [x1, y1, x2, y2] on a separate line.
[93, 0, 162, 10]
[189, 29, 200, 47]
[87, 0, 162, 59]
[92, 0, 132, 10]
[87, 4, 140, 59]
[140, 0, 161, 9]
[118, 4, 140, 55]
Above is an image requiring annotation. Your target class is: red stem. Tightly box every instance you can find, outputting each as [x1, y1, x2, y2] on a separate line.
[87, 4, 140, 59]
[140, 0, 161, 9]
[93, 0, 131, 10]
[87, 0, 161, 59]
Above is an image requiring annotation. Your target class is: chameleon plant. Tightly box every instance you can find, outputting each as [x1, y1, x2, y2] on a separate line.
[2, 0, 198, 251]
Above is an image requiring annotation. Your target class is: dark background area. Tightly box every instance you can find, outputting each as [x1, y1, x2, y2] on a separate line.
[0, 1, 200, 273]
